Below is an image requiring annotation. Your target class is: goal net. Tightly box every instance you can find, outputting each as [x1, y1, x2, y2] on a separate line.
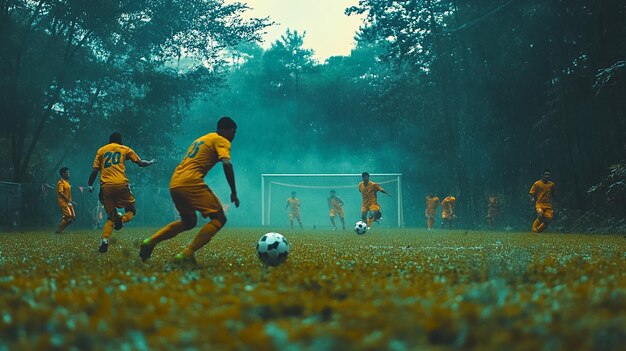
[261, 173, 403, 228]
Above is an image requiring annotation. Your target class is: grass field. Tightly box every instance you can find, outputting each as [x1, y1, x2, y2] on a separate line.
[1, 227, 625, 350]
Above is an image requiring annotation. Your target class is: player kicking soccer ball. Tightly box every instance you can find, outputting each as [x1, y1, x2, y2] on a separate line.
[139, 117, 239, 265]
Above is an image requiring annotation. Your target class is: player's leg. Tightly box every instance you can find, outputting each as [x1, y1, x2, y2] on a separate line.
[339, 212, 345, 230]
[180, 210, 226, 260]
[140, 188, 198, 261]
[330, 213, 336, 230]
[297, 214, 303, 229]
[113, 185, 136, 230]
[175, 186, 226, 263]
[537, 208, 552, 233]
[99, 188, 119, 253]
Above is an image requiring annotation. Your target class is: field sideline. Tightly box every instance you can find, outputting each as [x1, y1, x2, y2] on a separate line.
[1, 228, 625, 350]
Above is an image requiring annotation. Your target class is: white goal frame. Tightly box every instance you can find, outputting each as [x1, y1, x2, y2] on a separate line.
[261, 173, 404, 227]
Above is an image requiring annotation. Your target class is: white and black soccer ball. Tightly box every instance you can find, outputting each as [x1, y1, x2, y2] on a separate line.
[256, 232, 290, 266]
[354, 221, 368, 235]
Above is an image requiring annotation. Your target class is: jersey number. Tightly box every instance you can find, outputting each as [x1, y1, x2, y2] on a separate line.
[103, 151, 122, 168]
[186, 141, 204, 159]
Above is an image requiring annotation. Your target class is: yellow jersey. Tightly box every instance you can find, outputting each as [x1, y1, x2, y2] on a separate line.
[441, 196, 456, 214]
[57, 179, 71, 203]
[328, 196, 344, 210]
[92, 143, 140, 187]
[287, 198, 300, 212]
[170, 133, 231, 189]
[426, 196, 440, 215]
[529, 180, 555, 208]
[359, 181, 383, 206]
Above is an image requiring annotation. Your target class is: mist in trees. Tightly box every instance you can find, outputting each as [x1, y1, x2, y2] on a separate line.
[1, 0, 624, 231]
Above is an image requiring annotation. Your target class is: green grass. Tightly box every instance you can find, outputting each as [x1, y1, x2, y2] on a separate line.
[0, 227, 625, 350]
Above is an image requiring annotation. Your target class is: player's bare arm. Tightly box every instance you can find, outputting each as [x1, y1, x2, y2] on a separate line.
[87, 168, 99, 192]
[134, 158, 156, 167]
[221, 157, 239, 208]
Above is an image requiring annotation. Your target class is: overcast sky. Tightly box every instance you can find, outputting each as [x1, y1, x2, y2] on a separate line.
[230, 0, 364, 62]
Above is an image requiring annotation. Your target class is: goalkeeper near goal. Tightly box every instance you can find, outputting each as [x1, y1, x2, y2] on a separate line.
[359, 172, 392, 228]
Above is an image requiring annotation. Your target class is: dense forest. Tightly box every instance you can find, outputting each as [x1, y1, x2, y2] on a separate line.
[1, 0, 625, 231]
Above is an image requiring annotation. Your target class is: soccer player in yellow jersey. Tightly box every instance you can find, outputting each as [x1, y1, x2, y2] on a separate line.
[88, 132, 156, 253]
[425, 194, 440, 230]
[529, 169, 556, 233]
[139, 117, 239, 264]
[441, 195, 456, 229]
[328, 190, 345, 231]
[286, 191, 303, 229]
[486, 194, 500, 229]
[359, 172, 391, 228]
[55, 167, 75, 233]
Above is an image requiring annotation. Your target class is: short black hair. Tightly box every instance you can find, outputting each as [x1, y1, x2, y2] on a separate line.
[109, 132, 123, 144]
[543, 169, 551, 174]
[291, 191, 296, 195]
[59, 167, 69, 176]
[330, 190, 336, 193]
[362, 172, 370, 177]
[217, 117, 237, 130]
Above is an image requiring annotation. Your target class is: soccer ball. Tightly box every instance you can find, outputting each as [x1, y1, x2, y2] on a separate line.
[256, 232, 290, 266]
[354, 221, 368, 235]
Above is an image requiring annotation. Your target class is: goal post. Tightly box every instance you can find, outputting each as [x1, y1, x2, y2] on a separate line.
[261, 173, 404, 227]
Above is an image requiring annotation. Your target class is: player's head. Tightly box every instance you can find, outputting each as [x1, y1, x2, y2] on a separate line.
[217, 116, 237, 142]
[362, 172, 370, 182]
[59, 167, 69, 179]
[330, 190, 336, 195]
[291, 191, 296, 198]
[542, 169, 551, 181]
[109, 132, 123, 144]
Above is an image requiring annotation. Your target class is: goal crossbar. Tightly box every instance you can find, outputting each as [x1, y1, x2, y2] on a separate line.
[261, 173, 403, 227]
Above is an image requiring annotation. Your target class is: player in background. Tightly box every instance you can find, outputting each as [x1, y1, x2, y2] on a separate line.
[139, 117, 239, 264]
[486, 194, 500, 229]
[55, 167, 75, 233]
[425, 194, 440, 230]
[529, 170, 556, 233]
[440, 195, 456, 228]
[88, 132, 156, 253]
[359, 172, 392, 228]
[328, 189, 346, 231]
[286, 191, 303, 229]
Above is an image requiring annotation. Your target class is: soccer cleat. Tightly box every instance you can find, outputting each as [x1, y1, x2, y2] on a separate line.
[99, 239, 109, 253]
[174, 252, 198, 266]
[139, 238, 155, 262]
[114, 212, 123, 230]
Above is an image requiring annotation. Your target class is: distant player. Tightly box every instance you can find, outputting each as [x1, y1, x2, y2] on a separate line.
[359, 172, 391, 228]
[286, 191, 303, 229]
[441, 195, 456, 228]
[88, 132, 156, 253]
[529, 170, 556, 233]
[425, 194, 440, 230]
[139, 117, 239, 264]
[328, 190, 345, 231]
[486, 194, 500, 229]
[55, 167, 75, 233]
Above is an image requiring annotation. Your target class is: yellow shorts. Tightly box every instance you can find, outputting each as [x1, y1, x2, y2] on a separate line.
[441, 210, 454, 220]
[58, 202, 76, 220]
[536, 206, 554, 221]
[100, 185, 135, 215]
[330, 207, 344, 218]
[361, 203, 380, 213]
[171, 185, 223, 218]
[289, 210, 301, 220]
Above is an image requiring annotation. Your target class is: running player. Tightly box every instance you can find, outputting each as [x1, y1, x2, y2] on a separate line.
[286, 191, 303, 229]
[529, 170, 556, 233]
[441, 195, 456, 229]
[486, 194, 500, 229]
[359, 172, 391, 228]
[55, 167, 75, 233]
[88, 132, 156, 253]
[328, 189, 345, 231]
[139, 117, 239, 264]
[425, 194, 440, 230]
